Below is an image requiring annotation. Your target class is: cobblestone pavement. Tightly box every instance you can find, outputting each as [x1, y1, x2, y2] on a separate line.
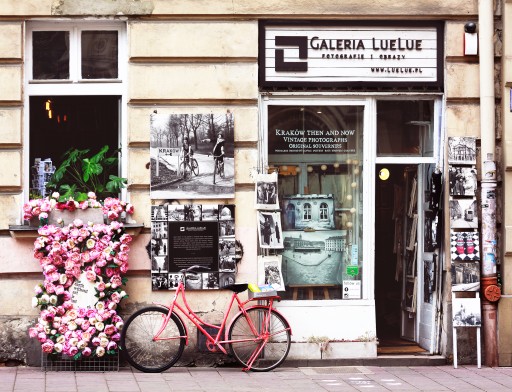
[2, 365, 512, 392]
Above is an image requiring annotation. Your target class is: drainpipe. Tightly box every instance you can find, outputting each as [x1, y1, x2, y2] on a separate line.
[479, 0, 500, 368]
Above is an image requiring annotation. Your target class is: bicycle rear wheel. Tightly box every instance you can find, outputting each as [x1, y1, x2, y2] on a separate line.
[121, 306, 186, 373]
[228, 307, 291, 371]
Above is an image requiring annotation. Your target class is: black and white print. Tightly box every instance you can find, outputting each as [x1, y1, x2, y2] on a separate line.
[448, 136, 477, 164]
[450, 231, 480, 261]
[258, 211, 284, 249]
[449, 166, 477, 197]
[255, 172, 279, 210]
[451, 261, 480, 292]
[449, 198, 478, 229]
[150, 112, 235, 199]
[452, 297, 481, 327]
[258, 255, 285, 291]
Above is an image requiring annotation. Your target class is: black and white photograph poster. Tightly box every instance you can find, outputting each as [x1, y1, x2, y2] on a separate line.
[449, 198, 478, 229]
[451, 261, 480, 292]
[449, 166, 477, 197]
[258, 255, 285, 291]
[150, 203, 236, 290]
[452, 297, 481, 327]
[450, 231, 480, 261]
[258, 211, 284, 249]
[448, 136, 477, 165]
[255, 172, 279, 210]
[150, 112, 235, 199]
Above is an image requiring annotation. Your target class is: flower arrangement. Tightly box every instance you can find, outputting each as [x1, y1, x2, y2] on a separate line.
[28, 218, 132, 360]
[23, 192, 134, 226]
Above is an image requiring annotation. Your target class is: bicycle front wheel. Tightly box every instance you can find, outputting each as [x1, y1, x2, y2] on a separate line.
[191, 159, 199, 176]
[121, 306, 186, 373]
[179, 162, 190, 181]
[228, 307, 291, 371]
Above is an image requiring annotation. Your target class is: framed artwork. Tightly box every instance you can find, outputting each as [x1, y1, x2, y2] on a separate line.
[257, 211, 284, 249]
[404, 277, 417, 313]
[448, 136, 477, 164]
[150, 204, 236, 290]
[255, 172, 279, 210]
[452, 297, 481, 327]
[449, 166, 477, 197]
[450, 231, 480, 261]
[451, 261, 480, 292]
[449, 199, 478, 229]
[282, 194, 335, 231]
[150, 112, 235, 199]
[258, 255, 285, 291]
[282, 229, 348, 285]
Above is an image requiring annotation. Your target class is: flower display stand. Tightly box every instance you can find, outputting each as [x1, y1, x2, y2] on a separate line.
[41, 351, 119, 372]
[29, 208, 105, 227]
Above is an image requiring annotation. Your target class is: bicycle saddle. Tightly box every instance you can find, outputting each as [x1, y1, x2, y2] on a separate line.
[222, 283, 248, 293]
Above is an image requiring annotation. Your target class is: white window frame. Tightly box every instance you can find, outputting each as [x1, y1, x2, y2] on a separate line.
[23, 21, 128, 202]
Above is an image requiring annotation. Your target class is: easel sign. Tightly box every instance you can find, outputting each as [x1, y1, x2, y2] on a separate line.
[452, 294, 481, 368]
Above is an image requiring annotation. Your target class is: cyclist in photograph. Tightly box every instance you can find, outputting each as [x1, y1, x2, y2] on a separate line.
[212, 133, 225, 175]
[179, 137, 193, 173]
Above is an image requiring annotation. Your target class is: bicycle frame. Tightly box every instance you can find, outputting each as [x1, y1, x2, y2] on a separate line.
[152, 281, 289, 360]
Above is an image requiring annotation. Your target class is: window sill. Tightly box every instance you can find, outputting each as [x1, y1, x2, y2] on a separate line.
[8, 223, 144, 239]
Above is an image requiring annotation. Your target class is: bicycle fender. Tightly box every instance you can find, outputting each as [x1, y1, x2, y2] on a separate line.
[224, 305, 292, 341]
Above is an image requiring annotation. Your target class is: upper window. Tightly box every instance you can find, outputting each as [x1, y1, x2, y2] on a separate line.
[377, 100, 434, 157]
[29, 24, 122, 81]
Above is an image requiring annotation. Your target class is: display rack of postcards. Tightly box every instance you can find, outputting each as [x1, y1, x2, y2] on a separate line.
[30, 158, 54, 198]
[402, 167, 418, 313]
[447, 136, 481, 368]
[254, 170, 286, 295]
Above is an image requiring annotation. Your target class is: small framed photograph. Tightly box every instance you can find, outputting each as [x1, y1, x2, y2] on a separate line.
[451, 261, 480, 292]
[255, 172, 279, 210]
[449, 199, 478, 229]
[257, 211, 284, 249]
[258, 255, 285, 291]
[448, 137, 477, 164]
[452, 297, 481, 327]
[449, 166, 477, 197]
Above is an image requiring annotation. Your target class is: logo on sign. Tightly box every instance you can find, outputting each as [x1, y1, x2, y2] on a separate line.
[275, 36, 308, 72]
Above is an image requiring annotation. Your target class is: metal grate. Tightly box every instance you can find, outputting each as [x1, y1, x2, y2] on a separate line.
[41, 351, 119, 372]
[300, 366, 372, 375]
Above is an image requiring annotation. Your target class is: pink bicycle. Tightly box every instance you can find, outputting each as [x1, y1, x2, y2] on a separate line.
[120, 266, 292, 372]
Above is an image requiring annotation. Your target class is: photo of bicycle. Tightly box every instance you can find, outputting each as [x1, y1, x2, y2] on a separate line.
[150, 112, 235, 199]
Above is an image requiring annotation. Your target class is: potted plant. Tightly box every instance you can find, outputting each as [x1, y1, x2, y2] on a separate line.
[46, 145, 127, 202]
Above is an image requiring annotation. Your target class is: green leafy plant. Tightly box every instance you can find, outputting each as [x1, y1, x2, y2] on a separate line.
[46, 145, 127, 202]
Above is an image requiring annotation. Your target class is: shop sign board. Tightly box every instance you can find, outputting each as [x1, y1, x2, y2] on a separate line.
[260, 21, 444, 88]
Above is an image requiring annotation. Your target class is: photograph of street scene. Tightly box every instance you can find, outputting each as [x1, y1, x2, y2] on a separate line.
[150, 112, 235, 199]
[281, 230, 349, 285]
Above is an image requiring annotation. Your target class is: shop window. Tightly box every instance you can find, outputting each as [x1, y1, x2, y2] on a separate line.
[377, 100, 434, 157]
[267, 104, 364, 300]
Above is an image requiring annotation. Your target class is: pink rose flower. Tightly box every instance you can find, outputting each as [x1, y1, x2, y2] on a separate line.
[41, 341, 54, 353]
[81, 347, 92, 357]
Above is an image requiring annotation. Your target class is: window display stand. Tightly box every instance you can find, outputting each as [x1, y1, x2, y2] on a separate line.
[452, 292, 481, 369]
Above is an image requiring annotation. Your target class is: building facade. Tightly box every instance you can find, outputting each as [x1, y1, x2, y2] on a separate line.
[0, 0, 507, 366]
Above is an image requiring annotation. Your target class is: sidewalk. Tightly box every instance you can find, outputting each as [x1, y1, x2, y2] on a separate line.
[2, 365, 512, 392]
